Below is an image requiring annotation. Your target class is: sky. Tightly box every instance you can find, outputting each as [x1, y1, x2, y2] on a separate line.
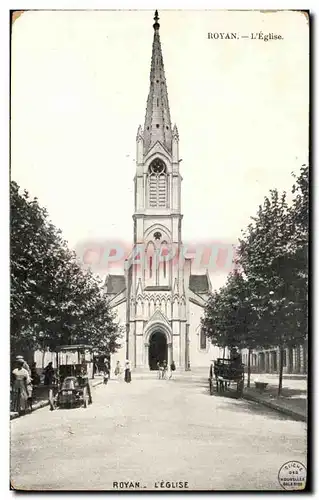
[11, 10, 309, 289]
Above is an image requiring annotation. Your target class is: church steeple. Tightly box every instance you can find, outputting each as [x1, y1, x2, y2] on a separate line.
[143, 10, 172, 154]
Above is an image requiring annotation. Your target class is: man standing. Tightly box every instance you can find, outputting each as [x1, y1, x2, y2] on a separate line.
[230, 347, 242, 366]
[43, 362, 55, 385]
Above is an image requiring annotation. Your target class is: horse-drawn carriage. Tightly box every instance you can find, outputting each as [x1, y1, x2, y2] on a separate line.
[48, 344, 93, 410]
[209, 358, 245, 397]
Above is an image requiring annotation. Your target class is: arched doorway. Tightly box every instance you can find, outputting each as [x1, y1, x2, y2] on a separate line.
[149, 331, 167, 370]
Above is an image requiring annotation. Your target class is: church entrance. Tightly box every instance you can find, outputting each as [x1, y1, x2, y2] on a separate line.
[149, 331, 168, 370]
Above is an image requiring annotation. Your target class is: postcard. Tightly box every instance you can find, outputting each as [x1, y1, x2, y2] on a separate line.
[10, 9, 309, 491]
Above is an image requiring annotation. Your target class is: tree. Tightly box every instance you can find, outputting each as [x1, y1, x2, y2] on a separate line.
[11, 181, 121, 358]
[237, 167, 309, 395]
[11, 180, 66, 353]
[202, 165, 309, 396]
[202, 270, 262, 387]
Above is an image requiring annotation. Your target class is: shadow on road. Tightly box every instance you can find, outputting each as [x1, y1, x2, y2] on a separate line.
[215, 397, 296, 422]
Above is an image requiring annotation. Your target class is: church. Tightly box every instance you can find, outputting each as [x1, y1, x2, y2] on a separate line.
[105, 11, 220, 370]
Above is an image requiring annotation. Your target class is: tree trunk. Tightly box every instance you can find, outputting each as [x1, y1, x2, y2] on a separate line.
[223, 346, 226, 358]
[42, 342, 46, 369]
[247, 348, 251, 388]
[278, 346, 284, 396]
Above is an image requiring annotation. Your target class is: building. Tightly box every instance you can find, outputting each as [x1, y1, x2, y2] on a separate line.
[241, 344, 308, 375]
[105, 11, 220, 370]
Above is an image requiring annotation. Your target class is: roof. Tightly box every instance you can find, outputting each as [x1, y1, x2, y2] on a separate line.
[56, 345, 92, 351]
[189, 274, 209, 294]
[105, 274, 126, 295]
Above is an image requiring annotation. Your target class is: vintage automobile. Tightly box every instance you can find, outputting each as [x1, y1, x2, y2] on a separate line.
[48, 344, 93, 410]
[49, 375, 92, 410]
[209, 357, 245, 397]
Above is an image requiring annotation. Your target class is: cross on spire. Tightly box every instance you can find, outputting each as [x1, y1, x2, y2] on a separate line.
[153, 9, 160, 30]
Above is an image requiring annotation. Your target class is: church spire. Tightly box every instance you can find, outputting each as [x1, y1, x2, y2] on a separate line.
[143, 10, 172, 154]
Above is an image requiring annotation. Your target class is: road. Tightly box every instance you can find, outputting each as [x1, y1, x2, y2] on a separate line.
[11, 373, 307, 491]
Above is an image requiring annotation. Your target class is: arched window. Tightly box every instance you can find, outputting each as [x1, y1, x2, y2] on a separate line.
[158, 240, 169, 286]
[149, 256, 153, 278]
[200, 328, 207, 350]
[148, 159, 167, 208]
[145, 241, 156, 286]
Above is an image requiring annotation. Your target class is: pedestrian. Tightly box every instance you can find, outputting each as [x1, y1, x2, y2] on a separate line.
[16, 355, 31, 375]
[157, 361, 162, 379]
[16, 356, 33, 402]
[114, 361, 121, 380]
[124, 360, 132, 383]
[169, 360, 176, 380]
[30, 362, 40, 386]
[103, 359, 109, 376]
[12, 359, 31, 415]
[162, 360, 168, 379]
[230, 347, 242, 367]
[103, 361, 110, 384]
[43, 362, 55, 385]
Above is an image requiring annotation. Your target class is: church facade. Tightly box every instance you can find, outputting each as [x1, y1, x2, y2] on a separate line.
[106, 11, 220, 370]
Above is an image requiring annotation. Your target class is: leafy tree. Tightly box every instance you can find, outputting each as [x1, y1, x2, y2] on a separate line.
[202, 270, 263, 387]
[11, 181, 121, 359]
[202, 165, 309, 396]
[238, 188, 306, 394]
[11, 180, 65, 352]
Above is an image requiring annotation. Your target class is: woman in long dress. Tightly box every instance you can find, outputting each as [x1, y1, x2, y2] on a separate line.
[124, 361, 131, 383]
[12, 360, 31, 414]
[114, 361, 121, 380]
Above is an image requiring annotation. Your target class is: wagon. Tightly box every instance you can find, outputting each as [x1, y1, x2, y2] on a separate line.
[48, 344, 93, 410]
[209, 358, 245, 397]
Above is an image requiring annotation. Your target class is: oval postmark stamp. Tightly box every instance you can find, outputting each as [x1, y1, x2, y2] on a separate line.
[278, 461, 307, 490]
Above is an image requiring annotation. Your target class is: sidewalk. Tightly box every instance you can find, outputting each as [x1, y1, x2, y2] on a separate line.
[189, 368, 308, 422]
[10, 376, 104, 420]
[243, 374, 307, 422]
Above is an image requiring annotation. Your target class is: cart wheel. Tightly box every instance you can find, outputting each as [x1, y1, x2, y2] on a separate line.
[83, 387, 89, 408]
[49, 389, 55, 411]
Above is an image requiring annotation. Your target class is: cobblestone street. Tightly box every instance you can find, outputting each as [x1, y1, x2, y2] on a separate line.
[11, 373, 307, 491]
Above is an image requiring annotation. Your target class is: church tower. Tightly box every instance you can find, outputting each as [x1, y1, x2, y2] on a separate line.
[128, 10, 187, 369]
[106, 11, 214, 372]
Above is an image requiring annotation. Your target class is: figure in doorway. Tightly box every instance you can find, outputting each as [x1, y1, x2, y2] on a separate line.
[157, 361, 162, 379]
